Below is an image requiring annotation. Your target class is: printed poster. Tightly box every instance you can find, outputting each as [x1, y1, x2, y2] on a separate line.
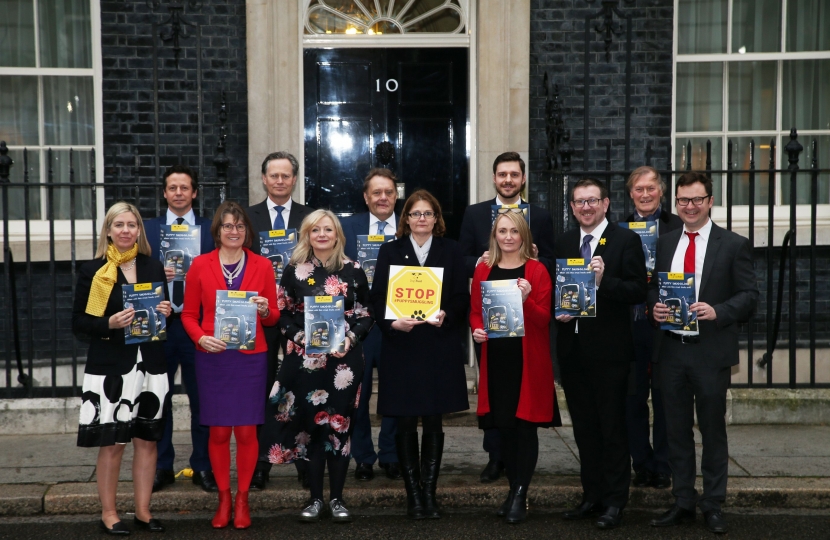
[259, 229, 297, 283]
[480, 279, 525, 338]
[303, 295, 346, 355]
[355, 235, 396, 285]
[658, 272, 699, 334]
[159, 224, 201, 281]
[384, 265, 444, 322]
[554, 258, 596, 317]
[214, 290, 257, 350]
[490, 203, 530, 226]
[122, 282, 167, 344]
[621, 221, 657, 279]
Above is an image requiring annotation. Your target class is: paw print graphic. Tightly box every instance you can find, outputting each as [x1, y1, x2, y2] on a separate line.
[411, 310, 425, 321]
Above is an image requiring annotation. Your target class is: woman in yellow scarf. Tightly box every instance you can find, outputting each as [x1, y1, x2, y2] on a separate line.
[72, 202, 172, 535]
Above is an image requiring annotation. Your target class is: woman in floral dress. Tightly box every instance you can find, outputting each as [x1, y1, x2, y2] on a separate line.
[261, 209, 372, 523]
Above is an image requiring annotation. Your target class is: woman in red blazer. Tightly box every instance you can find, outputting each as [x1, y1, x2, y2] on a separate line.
[182, 201, 278, 530]
[470, 210, 560, 524]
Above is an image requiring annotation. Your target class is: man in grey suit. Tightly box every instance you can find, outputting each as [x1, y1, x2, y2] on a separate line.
[648, 171, 758, 535]
[246, 151, 314, 489]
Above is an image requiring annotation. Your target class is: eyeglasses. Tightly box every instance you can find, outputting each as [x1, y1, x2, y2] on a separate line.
[572, 198, 602, 208]
[675, 196, 711, 207]
[408, 211, 436, 220]
[221, 223, 247, 232]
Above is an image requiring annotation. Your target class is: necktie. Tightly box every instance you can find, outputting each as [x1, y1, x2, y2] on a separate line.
[580, 234, 593, 261]
[376, 221, 387, 235]
[684, 232, 699, 274]
[172, 217, 186, 307]
[273, 205, 285, 230]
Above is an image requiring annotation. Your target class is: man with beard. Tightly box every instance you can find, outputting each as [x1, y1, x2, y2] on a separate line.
[555, 178, 646, 529]
[458, 152, 554, 482]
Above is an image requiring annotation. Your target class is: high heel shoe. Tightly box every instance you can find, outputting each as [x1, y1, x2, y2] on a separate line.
[211, 489, 232, 529]
[233, 490, 251, 529]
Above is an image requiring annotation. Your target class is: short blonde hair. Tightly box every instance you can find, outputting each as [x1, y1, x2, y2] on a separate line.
[289, 209, 347, 272]
[95, 202, 151, 258]
[487, 211, 536, 268]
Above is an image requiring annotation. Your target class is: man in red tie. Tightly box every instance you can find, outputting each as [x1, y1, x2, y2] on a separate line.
[648, 171, 758, 535]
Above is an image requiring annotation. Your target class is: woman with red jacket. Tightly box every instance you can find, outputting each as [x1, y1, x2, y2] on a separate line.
[470, 210, 560, 524]
[182, 201, 279, 529]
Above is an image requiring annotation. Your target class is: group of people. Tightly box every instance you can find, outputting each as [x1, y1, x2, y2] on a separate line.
[72, 150, 757, 535]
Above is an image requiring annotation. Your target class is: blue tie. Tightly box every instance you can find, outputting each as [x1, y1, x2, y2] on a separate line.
[376, 221, 387, 235]
[273, 205, 285, 230]
[580, 234, 593, 261]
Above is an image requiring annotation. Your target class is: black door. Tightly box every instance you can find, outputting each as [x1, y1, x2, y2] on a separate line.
[304, 48, 468, 239]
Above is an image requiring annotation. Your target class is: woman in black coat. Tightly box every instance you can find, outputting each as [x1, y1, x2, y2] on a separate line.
[72, 202, 172, 535]
[370, 189, 469, 520]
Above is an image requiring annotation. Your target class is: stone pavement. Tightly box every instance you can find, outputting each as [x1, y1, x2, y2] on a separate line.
[1, 425, 828, 516]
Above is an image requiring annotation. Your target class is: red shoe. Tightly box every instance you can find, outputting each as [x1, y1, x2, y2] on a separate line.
[233, 491, 251, 529]
[211, 489, 232, 529]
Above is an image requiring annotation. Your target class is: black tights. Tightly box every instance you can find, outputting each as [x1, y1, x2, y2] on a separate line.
[499, 426, 539, 487]
[307, 445, 350, 501]
[397, 414, 443, 434]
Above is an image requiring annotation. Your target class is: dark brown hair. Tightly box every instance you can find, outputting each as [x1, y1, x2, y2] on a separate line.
[363, 168, 397, 193]
[397, 189, 446, 238]
[211, 201, 254, 248]
[675, 171, 713, 197]
[492, 151, 525, 176]
[572, 177, 609, 200]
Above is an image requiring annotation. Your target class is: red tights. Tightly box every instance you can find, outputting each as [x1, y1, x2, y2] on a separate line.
[208, 425, 258, 492]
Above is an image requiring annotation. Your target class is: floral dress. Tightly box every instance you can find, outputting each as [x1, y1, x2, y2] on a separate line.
[261, 256, 373, 463]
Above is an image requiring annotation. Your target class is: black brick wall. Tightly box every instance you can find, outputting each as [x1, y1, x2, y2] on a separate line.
[529, 0, 674, 222]
[100, 0, 249, 215]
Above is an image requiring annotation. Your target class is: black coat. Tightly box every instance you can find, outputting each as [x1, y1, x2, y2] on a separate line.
[72, 254, 168, 376]
[246, 198, 314, 254]
[370, 235, 470, 416]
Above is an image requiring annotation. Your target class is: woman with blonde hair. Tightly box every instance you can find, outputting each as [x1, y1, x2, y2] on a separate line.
[72, 202, 172, 535]
[261, 209, 372, 522]
[469, 210, 560, 524]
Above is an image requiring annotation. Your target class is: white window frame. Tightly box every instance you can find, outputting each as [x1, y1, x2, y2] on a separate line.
[671, 0, 830, 247]
[0, 0, 104, 261]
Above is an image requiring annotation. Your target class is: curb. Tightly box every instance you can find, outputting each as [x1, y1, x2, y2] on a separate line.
[4, 476, 829, 517]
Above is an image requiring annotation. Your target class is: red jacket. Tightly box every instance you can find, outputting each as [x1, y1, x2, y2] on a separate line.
[470, 258, 555, 423]
[182, 247, 279, 353]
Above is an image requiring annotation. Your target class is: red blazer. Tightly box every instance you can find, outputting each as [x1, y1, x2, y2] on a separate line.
[470, 258, 555, 423]
[182, 247, 279, 353]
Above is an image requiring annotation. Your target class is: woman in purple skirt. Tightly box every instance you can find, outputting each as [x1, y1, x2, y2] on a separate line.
[182, 202, 279, 529]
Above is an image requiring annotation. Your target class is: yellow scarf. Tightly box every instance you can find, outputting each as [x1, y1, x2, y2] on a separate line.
[85, 243, 139, 316]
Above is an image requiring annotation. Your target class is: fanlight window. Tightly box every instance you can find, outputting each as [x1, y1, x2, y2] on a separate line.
[305, 0, 467, 35]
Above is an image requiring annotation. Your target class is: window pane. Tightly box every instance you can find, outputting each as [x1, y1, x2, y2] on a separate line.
[0, 76, 39, 145]
[678, 0, 727, 54]
[38, 0, 92, 68]
[781, 135, 830, 204]
[786, 0, 830, 52]
[0, 0, 36, 67]
[42, 76, 95, 146]
[0, 148, 40, 220]
[676, 63, 723, 132]
[726, 137, 771, 205]
[47, 149, 93, 219]
[732, 0, 781, 53]
[782, 59, 830, 131]
[675, 137, 723, 205]
[729, 61, 777, 131]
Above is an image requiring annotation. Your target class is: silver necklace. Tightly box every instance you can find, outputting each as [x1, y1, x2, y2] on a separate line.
[221, 251, 245, 287]
[120, 258, 136, 271]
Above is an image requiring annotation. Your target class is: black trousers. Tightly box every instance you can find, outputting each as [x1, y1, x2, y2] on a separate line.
[659, 339, 730, 513]
[560, 344, 631, 508]
[499, 426, 538, 487]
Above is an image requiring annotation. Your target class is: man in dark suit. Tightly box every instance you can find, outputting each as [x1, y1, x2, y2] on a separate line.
[624, 166, 683, 491]
[340, 168, 400, 482]
[555, 178, 646, 529]
[648, 172, 758, 535]
[458, 151, 555, 483]
[246, 151, 314, 489]
[144, 164, 217, 493]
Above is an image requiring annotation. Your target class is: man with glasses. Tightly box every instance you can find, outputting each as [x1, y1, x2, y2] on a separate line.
[459, 151, 554, 483]
[624, 166, 683, 492]
[554, 178, 646, 529]
[145, 164, 218, 493]
[648, 172, 757, 535]
[246, 151, 313, 490]
[340, 168, 401, 482]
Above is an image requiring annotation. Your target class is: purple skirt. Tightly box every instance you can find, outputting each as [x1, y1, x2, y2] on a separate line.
[195, 350, 267, 426]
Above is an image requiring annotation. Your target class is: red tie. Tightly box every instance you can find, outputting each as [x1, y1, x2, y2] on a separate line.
[684, 232, 699, 274]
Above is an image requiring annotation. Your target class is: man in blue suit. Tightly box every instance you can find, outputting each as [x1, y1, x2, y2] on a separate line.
[145, 164, 217, 492]
[340, 168, 401, 481]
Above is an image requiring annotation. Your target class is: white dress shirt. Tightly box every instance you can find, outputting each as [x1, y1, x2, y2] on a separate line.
[670, 218, 712, 300]
[267, 197, 293, 230]
[166, 208, 196, 312]
[369, 212, 396, 236]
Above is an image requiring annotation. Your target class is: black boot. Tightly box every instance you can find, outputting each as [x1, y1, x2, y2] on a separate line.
[505, 485, 528, 524]
[396, 433, 426, 520]
[496, 485, 515, 517]
[420, 432, 444, 519]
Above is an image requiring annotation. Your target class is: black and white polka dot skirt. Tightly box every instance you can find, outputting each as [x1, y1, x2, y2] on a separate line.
[77, 350, 169, 447]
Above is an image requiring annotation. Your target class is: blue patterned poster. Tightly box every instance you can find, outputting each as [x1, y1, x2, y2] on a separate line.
[480, 279, 525, 338]
[259, 229, 297, 283]
[159, 224, 201, 281]
[304, 295, 346, 354]
[554, 258, 596, 317]
[355, 235, 395, 285]
[620, 221, 657, 279]
[214, 290, 257, 350]
[658, 272, 699, 334]
[122, 282, 167, 344]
